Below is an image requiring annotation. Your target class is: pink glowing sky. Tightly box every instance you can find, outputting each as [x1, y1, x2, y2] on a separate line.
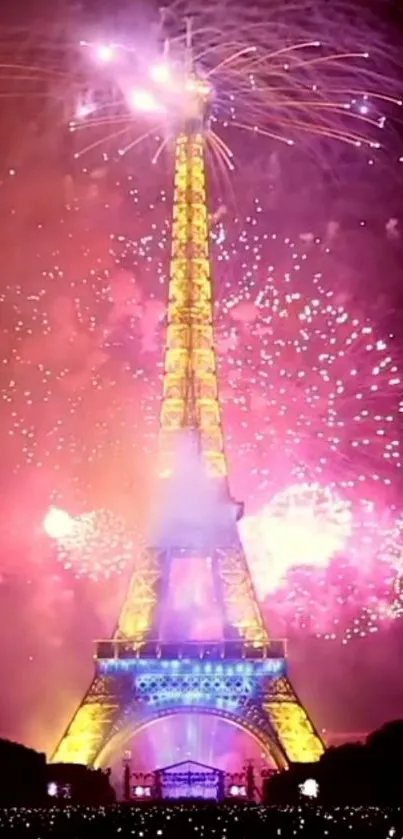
[1, 1, 403, 760]
[1, 160, 403, 764]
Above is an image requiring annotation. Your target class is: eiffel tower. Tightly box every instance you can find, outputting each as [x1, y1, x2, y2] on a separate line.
[51, 36, 324, 770]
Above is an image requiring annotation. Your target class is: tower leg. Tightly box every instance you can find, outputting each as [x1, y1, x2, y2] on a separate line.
[51, 673, 130, 765]
[262, 676, 324, 763]
[51, 662, 323, 767]
[214, 548, 268, 645]
[117, 547, 162, 641]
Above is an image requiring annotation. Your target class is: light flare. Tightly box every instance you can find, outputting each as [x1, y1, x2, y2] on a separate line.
[128, 89, 164, 113]
[44, 507, 75, 540]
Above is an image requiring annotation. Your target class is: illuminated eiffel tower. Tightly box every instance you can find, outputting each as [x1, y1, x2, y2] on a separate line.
[52, 27, 324, 770]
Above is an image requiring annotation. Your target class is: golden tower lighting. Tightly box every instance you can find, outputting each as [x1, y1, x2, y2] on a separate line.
[51, 24, 323, 770]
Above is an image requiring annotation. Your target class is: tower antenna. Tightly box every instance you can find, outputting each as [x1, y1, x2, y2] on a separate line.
[185, 16, 193, 74]
[158, 7, 170, 57]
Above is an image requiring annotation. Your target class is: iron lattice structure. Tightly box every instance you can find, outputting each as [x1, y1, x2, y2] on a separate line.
[51, 78, 324, 769]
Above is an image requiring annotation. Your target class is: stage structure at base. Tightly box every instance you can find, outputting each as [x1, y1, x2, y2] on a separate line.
[127, 759, 277, 802]
[51, 21, 324, 770]
[131, 760, 226, 801]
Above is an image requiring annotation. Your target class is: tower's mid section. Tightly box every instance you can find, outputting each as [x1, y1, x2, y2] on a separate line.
[51, 89, 324, 770]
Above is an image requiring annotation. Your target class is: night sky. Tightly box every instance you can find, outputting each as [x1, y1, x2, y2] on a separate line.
[0, 0, 403, 766]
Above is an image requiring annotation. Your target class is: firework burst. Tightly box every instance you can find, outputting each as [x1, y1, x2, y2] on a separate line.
[44, 507, 134, 581]
[240, 483, 354, 595]
[211, 222, 403, 504]
[240, 482, 403, 642]
[214, 217, 403, 642]
[0, 0, 401, 171]
[2, 154, 402, 641]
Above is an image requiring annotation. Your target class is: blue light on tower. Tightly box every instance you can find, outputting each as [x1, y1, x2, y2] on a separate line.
[98, 657, 285, 711]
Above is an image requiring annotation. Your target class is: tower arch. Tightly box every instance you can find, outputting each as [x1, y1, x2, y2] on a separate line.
[94, 706, 288, 771]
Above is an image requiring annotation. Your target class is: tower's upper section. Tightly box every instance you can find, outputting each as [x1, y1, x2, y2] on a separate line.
[175, 75, 212, 134]
[158, 125, 228, 485]
[162, 16, 212, 134]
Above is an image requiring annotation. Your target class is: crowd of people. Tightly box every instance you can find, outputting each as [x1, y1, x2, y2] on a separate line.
[0, 804, 400, 838]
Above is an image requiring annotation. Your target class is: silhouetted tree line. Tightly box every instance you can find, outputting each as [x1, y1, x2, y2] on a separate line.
[0, 739, 46, 805]
[0, 739, 115, 805]
[2, 722, 403, 806]
[264, 720, 403, 805]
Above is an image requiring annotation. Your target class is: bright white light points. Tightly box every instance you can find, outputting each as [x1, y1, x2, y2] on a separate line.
[300, 778, 319, 798]
[129, 89, 163, 113]
[184, 77, 212, 98]
[151, 63, 172, 85]
[44, 507, 74, 539]
[75, 103, 95, 120]
[95, 44, 115, 63]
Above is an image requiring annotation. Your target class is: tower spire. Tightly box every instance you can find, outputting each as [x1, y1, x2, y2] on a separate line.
[185, 16, 193, 72]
